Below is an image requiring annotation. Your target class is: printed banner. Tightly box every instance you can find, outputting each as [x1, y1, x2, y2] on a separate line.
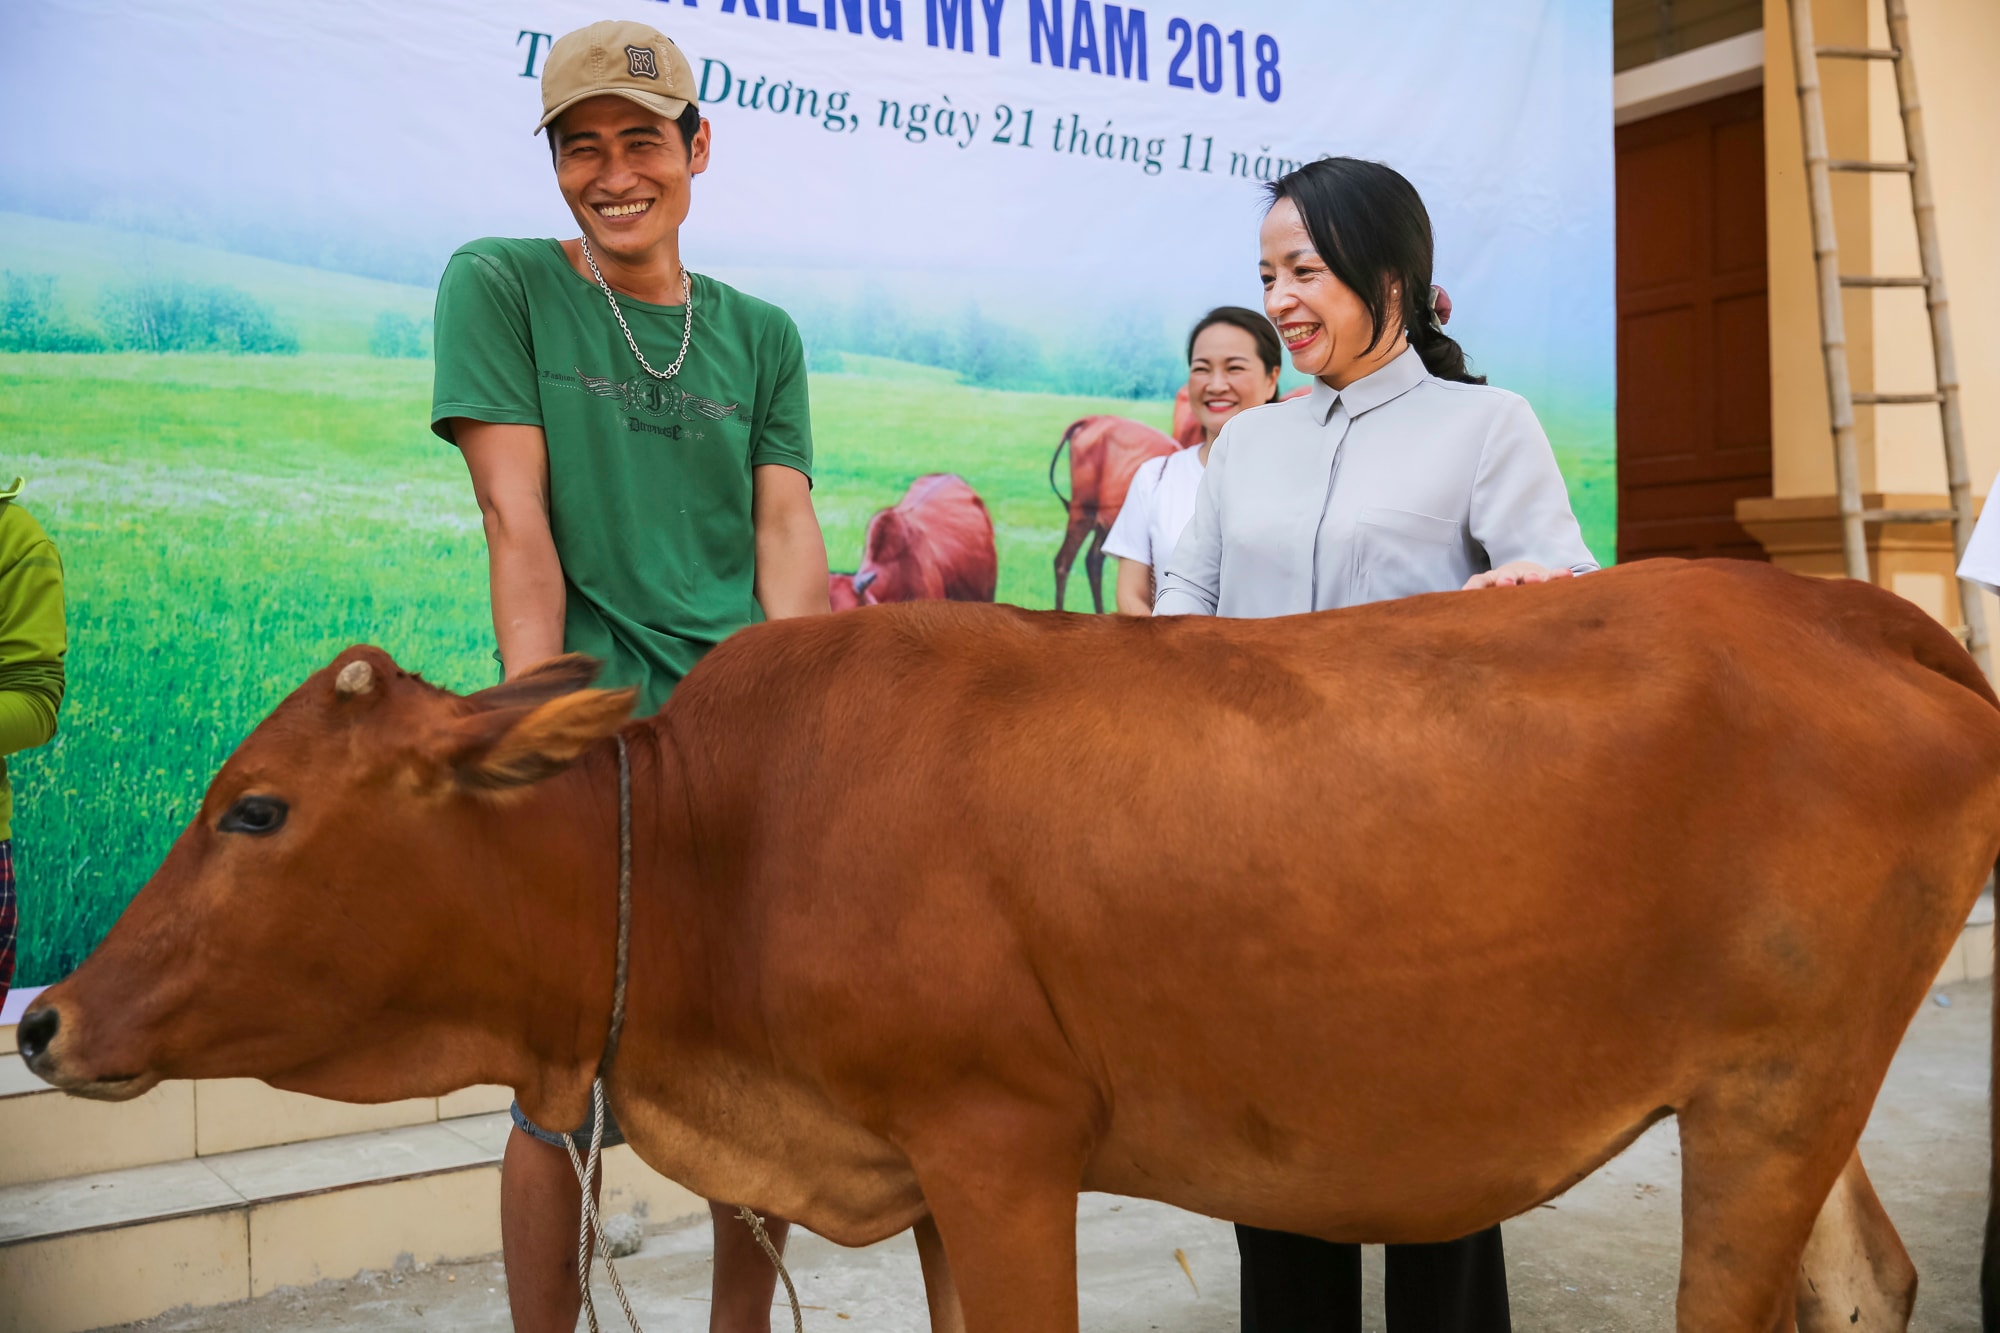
[0, 0, 1613, 983]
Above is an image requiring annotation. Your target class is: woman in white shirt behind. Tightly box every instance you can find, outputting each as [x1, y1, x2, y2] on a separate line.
[1161, 158, 1598, 1332]
[1105, 308, 1282, 614]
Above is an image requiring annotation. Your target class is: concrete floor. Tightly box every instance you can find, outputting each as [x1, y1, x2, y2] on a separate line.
[114, 978, 1991, 1332]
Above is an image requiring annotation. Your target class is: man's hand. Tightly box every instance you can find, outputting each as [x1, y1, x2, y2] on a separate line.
[454, 420, 566, 677]
[753, 464, 831, 619]
[1463, 561, 1574, 591]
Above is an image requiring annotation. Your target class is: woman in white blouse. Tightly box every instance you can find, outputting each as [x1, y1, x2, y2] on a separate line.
[1157, 163, 1595, 623]
[1105, 308, 1282, 614]
[1163, 158, 1597, 1332]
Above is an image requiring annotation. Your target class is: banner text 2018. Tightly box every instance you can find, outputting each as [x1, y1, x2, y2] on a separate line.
[518, 2, 1283, 103]
[522, 44, 1310, 186]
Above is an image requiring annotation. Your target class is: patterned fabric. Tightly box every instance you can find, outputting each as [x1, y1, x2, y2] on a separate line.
[0, 839, 16, 1007]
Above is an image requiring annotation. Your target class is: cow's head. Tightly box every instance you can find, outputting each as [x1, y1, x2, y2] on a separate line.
[18, 647, 635, 1106]
[828, 571, 863, 612]
[854, 509, 942, 604]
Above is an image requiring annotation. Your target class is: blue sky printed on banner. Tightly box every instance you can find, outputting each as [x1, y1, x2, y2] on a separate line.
[0, 0, 1613, 410]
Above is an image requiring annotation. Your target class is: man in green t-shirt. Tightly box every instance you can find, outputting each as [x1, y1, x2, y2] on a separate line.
[431, 20, 829, 1331]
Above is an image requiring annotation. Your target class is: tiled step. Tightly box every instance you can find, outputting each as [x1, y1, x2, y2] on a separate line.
[0, 1065, 515, 1188]
[0, 1111, 704, 1333]
[0, 1053, 196, 1188]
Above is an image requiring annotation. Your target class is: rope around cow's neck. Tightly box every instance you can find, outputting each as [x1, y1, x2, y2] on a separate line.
[562, 733, 805, 1333]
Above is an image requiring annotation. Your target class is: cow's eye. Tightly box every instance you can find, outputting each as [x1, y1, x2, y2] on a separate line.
[219, 796, 288, 836]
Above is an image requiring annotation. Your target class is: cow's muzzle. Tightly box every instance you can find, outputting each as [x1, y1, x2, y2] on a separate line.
[16, 1004, 160, 1101]
[17, 1005, 56, 1067]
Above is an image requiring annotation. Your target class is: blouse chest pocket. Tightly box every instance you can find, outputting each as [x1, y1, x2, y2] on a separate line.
[1351, 506, 1465, 605]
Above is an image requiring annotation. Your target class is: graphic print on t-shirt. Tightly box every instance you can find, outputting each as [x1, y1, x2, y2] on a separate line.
[555, 366, 741, 421]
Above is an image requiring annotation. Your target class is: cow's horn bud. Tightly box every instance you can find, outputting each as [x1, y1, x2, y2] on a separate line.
[335, 660, 376, 698]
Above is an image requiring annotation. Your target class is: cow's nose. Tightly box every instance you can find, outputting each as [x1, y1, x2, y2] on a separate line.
[16, 1006, 58, 1066]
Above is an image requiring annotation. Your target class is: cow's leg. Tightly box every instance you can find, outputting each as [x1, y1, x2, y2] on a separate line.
[1795, 1150, 1917, 1332]
[909, 1121, 1086, 1333]
[914, 1213, 968, 1333]
[1676, 1099, 1866, 1332]
[920, 1172, 1078, 1333]
[1052, 511, 1092, 612]
[1083, 526, 1110, 615]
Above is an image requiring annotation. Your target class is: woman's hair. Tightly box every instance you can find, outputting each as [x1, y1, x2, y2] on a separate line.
[1264, 157, 1484, 385]
[1186, 306, 1284, 396]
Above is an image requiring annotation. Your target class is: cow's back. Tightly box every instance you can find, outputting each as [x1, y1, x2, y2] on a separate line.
[661, 560, 2000, 1238]
[903, 475, 996, 602]
[1066, 418, 1176, 521]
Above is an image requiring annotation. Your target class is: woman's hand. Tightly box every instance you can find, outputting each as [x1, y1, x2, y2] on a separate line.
[1463, 561, 1574, 591]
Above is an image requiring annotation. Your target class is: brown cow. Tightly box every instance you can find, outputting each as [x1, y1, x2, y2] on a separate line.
[829, 571, 863, 612]
[1048, 416, 1181, 612]
[853, 473, 996, 605]
[20, 561, 1998, 1332]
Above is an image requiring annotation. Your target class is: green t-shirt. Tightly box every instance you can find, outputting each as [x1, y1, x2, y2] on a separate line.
[431, 237, 812, 713]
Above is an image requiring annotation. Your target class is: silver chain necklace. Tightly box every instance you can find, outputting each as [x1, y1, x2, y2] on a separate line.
[579, 236, 692, 381]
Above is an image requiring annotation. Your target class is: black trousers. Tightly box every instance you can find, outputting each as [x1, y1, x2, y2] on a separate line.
[1235, 1223, 1511, 1333]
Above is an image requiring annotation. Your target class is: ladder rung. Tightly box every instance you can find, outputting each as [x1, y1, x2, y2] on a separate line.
[1828, 159, 1916, 173]
[1857, 507, 1955, 524]
[1839, 275, 1931, 288]
[1851, 392, 1946, 404]
[1816, 45, 1900, 60]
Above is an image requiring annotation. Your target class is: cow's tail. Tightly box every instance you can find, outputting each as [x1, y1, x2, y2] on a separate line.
[1048, 420, 1083, 508]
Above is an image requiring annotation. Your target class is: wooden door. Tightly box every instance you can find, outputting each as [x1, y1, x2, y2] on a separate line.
[1616, 87, 1771, 562]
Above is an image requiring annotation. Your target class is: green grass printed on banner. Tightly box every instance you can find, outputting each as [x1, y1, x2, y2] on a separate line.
[5, 350, 1611, 985]
[0, 353, 1168, 983]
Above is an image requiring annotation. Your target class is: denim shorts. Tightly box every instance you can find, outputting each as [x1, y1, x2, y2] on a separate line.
[510, 1095, 626, 1149]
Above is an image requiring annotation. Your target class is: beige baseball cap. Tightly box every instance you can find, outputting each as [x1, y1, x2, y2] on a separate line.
[535, 21, 698, 135]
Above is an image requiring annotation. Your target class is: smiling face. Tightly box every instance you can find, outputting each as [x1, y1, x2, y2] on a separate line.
[1259, 197, 1406, 390]
[553, 95, 709, 268]
[1186, 322, 1280, 444]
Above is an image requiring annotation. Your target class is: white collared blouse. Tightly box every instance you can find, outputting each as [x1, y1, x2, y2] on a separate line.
[1154, 346, 1597, 618]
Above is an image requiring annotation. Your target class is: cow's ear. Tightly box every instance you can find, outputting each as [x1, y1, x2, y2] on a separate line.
[463, 654, 603, 714]
[448, 687, 638, 791]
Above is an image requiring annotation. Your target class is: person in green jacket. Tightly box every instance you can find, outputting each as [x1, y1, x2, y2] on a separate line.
[0, 480, 66, 1007]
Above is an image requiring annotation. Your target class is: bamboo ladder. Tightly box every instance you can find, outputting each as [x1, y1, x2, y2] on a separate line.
[1783, 0, 1992, 679]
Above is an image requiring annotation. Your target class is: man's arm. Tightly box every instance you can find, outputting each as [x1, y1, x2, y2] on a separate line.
[0, 534, 65, 756]
[752, 464, 831, 619]
[455, 420, 566, 677]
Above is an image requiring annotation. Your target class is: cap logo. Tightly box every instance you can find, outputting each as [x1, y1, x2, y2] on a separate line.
[625, 45, 659, 79]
